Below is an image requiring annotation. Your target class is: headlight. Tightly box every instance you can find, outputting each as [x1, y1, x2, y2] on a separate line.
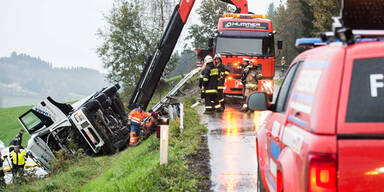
[74, 111, 85, 122]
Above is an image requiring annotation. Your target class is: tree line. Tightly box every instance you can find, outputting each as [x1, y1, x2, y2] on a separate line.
[97, 0, 235, 97]
[0, 52, 107, 104]
[97, 0, 179, 94]
[98, 0, 341, 97]
[269, 0, 340, 65]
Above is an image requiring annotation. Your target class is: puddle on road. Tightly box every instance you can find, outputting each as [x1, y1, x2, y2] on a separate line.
[202, 105, 266, 192]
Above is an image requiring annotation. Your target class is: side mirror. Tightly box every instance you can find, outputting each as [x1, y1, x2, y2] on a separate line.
[247, 92, 268, 111]
[277, 40, 283, 50]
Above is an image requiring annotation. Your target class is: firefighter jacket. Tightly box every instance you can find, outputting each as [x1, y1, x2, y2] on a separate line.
[10, 150, 27, 166]
[217, 63, 230, 90]
[241, 65, 262, 91]
[9, 132, 23, 147]
[128, 108, 148, 125]
[202, 62, 219, 94]
[198, 70, 204, 88]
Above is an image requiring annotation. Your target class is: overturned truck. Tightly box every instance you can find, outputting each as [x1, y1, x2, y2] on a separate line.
[18, 84, 129, 169]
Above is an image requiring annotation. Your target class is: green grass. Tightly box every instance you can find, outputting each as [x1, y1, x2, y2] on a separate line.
[0, 105, 32, 146]
[165, 75, 183, 83]
[6, 96, 207, 192]
[274, 78, 284, 86]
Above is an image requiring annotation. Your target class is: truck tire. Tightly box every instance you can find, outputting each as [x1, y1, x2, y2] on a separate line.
[257, 163, 267, 192]
[93, 115, 118, 154]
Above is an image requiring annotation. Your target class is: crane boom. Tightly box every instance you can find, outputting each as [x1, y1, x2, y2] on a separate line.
[220, 0, 248, 13]
[128, 0, 248, 110]
[129, 0, 196, 110]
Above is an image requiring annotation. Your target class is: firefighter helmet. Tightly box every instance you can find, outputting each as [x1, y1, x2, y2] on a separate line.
[243, 58, 251, 65]
[214, 53, 222, 61]
[214, 54, 222, 65]
[204, 55, 213, 64]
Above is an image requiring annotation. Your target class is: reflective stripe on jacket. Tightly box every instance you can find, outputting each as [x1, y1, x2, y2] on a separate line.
[11, 150, 27, 165]
[202, 62, 219, 95]
[217, 63, 230, 88]
[128, 108, 148, 124]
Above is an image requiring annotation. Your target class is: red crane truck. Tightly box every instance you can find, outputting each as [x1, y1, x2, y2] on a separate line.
[215, 13, 280, 100]
[129, 0, 253, 109]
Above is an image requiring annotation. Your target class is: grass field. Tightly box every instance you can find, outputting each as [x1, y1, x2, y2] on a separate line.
[0, 105, 32, 146]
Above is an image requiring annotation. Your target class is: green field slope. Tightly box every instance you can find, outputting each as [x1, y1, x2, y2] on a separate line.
[0, 105, 32, 146]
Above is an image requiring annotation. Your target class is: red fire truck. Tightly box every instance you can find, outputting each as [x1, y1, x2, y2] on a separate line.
[214, 13, 281, 99]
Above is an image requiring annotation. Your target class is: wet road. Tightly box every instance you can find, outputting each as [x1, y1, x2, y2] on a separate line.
[202, 105, 266, 192]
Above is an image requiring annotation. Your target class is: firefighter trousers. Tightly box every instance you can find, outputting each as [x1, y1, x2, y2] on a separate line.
[205, 94, 220, 112]
[217, 89, 225, 110]
[130, 122, 141, 137]
[0, 172, 4, 188]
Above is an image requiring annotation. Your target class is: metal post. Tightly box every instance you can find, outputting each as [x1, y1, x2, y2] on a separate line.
[168, 105, 176, 120]
[159, 118, 169, 165]
[179, 103, 184, 133]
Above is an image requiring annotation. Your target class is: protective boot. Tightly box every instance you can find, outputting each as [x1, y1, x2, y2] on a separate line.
[129, 131, 138, 146]
[240, 104, 248, 112]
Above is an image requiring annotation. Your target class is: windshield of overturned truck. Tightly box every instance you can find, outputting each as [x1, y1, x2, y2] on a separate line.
[19, 109, 53, 134]
[216, 36, 275, 57]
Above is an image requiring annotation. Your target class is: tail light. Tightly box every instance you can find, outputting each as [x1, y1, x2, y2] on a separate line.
[308, 153, 337, 192]
[277, 169, 283, 192]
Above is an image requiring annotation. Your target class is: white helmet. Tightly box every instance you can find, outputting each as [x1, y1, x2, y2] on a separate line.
[214, 53, 222, 60]
[204, 55, 213, 64]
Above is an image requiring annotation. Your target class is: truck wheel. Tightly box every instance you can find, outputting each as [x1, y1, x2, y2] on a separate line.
[257, 163, 267, 192]
[93, 117, 118, 154]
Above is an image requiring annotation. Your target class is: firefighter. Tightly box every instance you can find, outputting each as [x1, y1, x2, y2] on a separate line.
[128, 105, 148, 146]
[0, 152, 5, 188]
[9, 129, 24, 152]
[241, 59, 262, 111]
[214, 54, 229, 111]
[199, 59, 207, 100]
[10, 145, 28, 176]
[202, 55, 220, 113]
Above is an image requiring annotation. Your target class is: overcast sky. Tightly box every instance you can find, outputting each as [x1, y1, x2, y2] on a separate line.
[0, 0, 281, 72]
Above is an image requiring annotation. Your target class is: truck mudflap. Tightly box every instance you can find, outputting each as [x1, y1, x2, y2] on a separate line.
[337, 136, 384, 192]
